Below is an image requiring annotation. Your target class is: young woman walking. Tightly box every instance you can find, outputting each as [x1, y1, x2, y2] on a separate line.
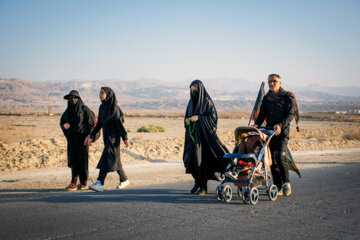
[85, 87, 130, 192]
[60, 90, 96, 191]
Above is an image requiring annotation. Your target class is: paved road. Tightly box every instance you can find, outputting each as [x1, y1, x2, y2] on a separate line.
[1, 164, 359, 240]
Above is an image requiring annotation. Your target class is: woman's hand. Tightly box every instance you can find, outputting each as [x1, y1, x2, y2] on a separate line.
[124, 140, 130, 148]
[84, 135, 93, 146]
[64, 123, 70, 129]
[274, 125, 281, 136]
[189, 115, 198, 122]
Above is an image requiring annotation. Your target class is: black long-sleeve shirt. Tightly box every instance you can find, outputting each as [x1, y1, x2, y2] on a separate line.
[255, 94, 294, 139]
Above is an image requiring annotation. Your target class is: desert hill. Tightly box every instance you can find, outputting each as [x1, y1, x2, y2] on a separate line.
[0, 78, 359, 113]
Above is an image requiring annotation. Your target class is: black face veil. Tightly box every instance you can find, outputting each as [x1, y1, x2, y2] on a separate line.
[185, 80, 218, 126]
[65, 96, 84, 133]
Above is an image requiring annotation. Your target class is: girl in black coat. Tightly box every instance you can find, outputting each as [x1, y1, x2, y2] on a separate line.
[60, 90, 96, 191]
[85, 87, 130, 192]
[183, 80, 229, 195]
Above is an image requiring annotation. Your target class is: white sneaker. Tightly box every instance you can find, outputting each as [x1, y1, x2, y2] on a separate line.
[117, 180, 130, 189]
[89, 180, 104, 192]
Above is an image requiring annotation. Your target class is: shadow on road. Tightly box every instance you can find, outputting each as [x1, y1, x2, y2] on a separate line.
[297, 161, 360, 165]
[0, 186, 273, 205]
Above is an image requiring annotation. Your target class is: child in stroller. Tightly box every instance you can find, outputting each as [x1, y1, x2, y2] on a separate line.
[224, 140, 263, 181]
[214, 126, 279, 204]
[215, 130, 266, 183]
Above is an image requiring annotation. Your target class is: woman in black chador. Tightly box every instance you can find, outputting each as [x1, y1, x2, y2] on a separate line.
[183, 80, 229, 195]
[60, 90, 96, 191]
[85, 87, 130, 192]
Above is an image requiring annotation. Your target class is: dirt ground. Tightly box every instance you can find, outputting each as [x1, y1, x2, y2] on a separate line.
[0, 114, 360, 191]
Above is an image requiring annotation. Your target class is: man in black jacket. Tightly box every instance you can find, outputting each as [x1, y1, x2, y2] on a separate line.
[254, 74, 295, 196]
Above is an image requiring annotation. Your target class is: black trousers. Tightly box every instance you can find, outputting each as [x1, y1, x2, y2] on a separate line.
[97, 169, 128, 185]
[71, 167, 88, 185]
[269, 136, 290, 189]
[192, 174, 207, 189]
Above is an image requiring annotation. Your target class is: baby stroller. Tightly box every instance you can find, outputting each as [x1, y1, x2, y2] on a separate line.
[215, 126, 278, 205]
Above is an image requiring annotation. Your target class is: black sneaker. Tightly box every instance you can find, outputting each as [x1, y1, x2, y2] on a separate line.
[190, 183, 200, 194]
[283, 182, 291, 196]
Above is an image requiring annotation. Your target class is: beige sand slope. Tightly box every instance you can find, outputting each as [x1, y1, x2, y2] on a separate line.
[1, 115, 359, 191]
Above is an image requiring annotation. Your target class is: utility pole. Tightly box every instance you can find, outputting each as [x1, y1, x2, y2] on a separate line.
[48, 95, 53, 115]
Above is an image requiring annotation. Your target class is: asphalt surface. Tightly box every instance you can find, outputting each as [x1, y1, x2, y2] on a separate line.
[1, 164, 359, 240]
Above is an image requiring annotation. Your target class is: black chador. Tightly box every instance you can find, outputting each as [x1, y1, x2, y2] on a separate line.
[183, 80, 229, 194]
[60, 90, 96, 188]
[90, 87, 128, 185]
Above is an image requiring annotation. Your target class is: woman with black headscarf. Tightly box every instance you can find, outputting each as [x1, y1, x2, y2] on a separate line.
[183, 80, 229, 195]
[85, 87, 130, 192]
[60, 90, 96, 191]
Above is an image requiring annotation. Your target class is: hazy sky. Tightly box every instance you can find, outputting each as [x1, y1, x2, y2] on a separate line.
[1, 0, 359, 86]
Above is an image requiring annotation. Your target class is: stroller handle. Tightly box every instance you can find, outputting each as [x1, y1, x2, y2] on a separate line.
[259, 127, 275, 136]
[258, 127, 276, 144]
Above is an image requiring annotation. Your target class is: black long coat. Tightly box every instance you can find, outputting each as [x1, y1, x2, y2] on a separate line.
[60, 100, 96, 170]
[183, 80, 229, 181]
[90, 87, 128, 172]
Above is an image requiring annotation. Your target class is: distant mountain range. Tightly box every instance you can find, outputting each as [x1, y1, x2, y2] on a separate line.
[0, 78, 359, 113]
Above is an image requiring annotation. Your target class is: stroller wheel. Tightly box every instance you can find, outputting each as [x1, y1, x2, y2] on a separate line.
[215, 184, 223, 201]
[222, 184, 232, 203]
[267, 184, 278, 201]
[242, 187, 250, 204]
[237, 187, 243, 198]
[249, 187, 259, 205]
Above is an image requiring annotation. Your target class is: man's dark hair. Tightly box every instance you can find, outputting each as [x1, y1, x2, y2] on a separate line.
[268, 74, 281, 79]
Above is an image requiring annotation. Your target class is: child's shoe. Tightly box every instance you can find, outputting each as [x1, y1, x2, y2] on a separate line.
[214, 172, 225, 182]
[89, 180, 103, 192]
[225, 171, 238, 180]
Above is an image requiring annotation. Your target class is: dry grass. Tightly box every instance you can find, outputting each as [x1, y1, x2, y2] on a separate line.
[137, 125, 166, 133]
[301, 113, 360, 123]
[131, 135, 144, 141]
[342, 129, 360, 141]
[2, 179, 22, 182]
[290, 127, 360, 141]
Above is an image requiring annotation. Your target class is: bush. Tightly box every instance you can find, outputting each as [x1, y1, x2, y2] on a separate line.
[342, 129, 360, 141]
[137, 125, 166, 133]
